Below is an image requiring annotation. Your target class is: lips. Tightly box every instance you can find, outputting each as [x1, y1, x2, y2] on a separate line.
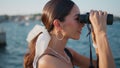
[78, 28, 83, 33]
[77, 30, 81, 34]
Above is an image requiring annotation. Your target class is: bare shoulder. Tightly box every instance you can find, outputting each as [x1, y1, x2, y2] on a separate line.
[38, 55, 61, 68]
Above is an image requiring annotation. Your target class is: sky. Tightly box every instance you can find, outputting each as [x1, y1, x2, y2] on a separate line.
[0, 0, 120, 16]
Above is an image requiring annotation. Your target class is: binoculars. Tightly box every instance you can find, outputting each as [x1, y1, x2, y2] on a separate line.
[80, 13, 113, 25]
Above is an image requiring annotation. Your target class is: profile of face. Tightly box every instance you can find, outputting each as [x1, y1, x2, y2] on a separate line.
[42, 0, 84, 40]
[59, 4, 84, 40]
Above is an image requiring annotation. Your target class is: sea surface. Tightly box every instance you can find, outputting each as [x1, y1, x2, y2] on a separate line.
[0, 20, 120, 68]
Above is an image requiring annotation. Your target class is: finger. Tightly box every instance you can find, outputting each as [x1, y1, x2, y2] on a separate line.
[103, 11, 107, 15]
[98, 10, 102, 16]
[90, 10, 94, 16]
[94, 10, 99, 17]
[103, 11, 107, 17]
[103, 11, 107, 24]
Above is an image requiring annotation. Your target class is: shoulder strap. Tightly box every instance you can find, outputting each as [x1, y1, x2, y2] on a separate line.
[37, 48, 74, 68]
[64, 48, 73, 62]
[64, 48, 75, 68]
[36, 50, 58, 68]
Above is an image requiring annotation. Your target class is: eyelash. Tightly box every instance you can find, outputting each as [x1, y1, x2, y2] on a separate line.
[75, 17, 80, 21]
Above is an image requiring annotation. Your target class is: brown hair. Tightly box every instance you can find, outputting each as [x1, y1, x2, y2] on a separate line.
[24, 0, 74, 68]
[24, 34, 39, 68]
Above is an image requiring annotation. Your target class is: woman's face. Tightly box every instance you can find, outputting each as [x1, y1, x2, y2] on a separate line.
[62, 4, 84, 40]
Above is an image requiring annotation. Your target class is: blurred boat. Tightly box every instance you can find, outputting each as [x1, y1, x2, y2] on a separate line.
[0, 29, 6, 48]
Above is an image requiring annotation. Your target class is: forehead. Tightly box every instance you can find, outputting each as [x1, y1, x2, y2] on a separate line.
[69, 4, 80, 15]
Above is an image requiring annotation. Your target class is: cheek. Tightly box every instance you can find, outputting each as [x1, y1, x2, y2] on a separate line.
[63, 22, 78, 37]
[67, 22, 75, 28]
[64, 21, 76, 30]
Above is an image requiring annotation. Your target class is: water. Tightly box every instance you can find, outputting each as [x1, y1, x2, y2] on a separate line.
[0, 21, 120, 68]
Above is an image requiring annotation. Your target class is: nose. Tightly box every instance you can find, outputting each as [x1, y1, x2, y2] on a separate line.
[79, 23, 85, 27]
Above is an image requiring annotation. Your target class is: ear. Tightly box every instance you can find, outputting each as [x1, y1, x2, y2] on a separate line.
[53, 19, 62, 30]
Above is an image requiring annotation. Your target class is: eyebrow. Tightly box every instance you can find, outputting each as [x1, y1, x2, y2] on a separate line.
[74, 14, 80, 17]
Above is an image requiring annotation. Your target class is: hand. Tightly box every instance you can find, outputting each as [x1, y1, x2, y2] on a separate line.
[89, 10, 116, 68]
[89, 10, 107, 35]
[90, 10, 107, 50]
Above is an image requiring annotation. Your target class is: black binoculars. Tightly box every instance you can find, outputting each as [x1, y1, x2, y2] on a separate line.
[80, 13, 113, 25]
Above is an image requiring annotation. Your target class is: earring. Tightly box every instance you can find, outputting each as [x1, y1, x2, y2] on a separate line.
[56, 31, 64, 40]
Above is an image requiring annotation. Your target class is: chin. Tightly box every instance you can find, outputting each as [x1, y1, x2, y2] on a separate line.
[72, 36, 80, 40]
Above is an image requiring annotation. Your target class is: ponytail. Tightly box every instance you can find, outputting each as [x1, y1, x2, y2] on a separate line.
[24, 34, 39, 68]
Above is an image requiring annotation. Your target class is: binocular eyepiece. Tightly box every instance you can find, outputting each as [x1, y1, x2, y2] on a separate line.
[80, 13, 113, 25]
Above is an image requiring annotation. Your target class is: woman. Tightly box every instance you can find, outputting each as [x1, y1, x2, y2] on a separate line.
[24, 0, 115, 68]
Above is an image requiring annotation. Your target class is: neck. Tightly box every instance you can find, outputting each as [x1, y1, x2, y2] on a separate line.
[48, 34, 68, 54]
